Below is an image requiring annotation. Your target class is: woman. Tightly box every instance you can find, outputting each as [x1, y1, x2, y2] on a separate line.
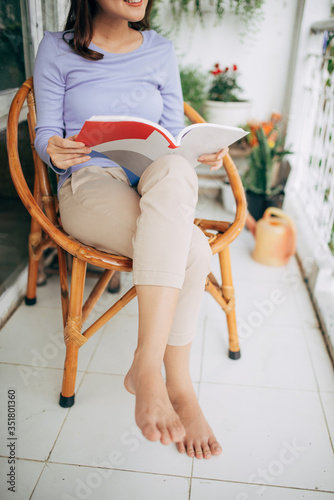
[34, 0, 227, 459]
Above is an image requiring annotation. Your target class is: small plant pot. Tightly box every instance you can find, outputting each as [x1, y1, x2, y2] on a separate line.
[246, 190, 286, 221]
[205, 100, 252, 127]
[246, 190, 267, 221]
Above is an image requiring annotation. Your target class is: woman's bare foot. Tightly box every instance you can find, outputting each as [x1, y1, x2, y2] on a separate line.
[124, 357, 186, 446]
[167, 382, 222, 459]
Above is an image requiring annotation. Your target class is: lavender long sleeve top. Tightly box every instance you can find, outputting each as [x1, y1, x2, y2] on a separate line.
[33, 29, 185, 190]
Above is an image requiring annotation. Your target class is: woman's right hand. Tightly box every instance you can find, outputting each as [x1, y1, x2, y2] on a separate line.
[46, 134, 91, 170]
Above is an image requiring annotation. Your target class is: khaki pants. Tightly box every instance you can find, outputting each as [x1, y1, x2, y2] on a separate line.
[58, 155, 212, 345]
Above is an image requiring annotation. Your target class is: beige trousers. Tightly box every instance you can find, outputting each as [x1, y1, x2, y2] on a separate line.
[58, 155, 212, 345]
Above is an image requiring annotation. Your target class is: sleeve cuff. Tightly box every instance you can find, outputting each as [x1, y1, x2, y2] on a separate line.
[49, 157, 66, 175]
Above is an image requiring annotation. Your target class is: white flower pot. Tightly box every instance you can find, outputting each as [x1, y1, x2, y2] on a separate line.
[221, 181, 236, 214]
[205, 100, 252, 128]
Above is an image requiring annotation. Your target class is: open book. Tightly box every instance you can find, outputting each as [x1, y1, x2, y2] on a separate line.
[76, 115, 248, 177]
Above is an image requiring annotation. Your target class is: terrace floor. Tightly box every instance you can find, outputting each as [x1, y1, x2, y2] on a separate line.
[1, 195, 334, 500]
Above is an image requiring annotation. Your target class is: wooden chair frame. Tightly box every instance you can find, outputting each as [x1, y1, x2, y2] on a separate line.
[7, 77, 247, 408]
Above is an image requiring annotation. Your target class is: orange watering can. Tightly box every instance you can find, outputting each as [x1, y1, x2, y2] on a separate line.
[247, 207, 296, 266]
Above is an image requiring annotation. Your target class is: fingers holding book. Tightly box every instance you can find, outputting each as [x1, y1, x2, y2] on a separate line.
[198, 147, 229, 171]
[46, 134, 91, 170]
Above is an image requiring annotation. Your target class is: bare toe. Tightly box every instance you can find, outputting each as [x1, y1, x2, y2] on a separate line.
[168, 384, 222, 460]
[202, 445, 212, 459]
[141, 422, 161, 442]
[176, 441, 186, 454]
[194, 446, 204, 459]
[158, 425, 171, 445]
[186, 444, 195, 457]
[209, 438, 222, 456]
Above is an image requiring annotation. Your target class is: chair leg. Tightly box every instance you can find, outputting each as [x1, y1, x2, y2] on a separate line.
[57, 247, 69, 328]
[219, 246, 241, 360]
[59, 257, 87, 408]
[25, 257, 39, 305]
[59, 343, 79, 408]
[25, 220, 42, 306]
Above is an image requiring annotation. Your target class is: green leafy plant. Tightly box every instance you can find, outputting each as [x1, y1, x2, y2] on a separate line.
[230, 0, 265, 24]
[180, 65, 208, 115]
[207, 63, 244, 102]
[329, 222, 334, 256]
[152, 0, 264, 28]
[242, 115, 293, 197]
[170, 0, 224, 21]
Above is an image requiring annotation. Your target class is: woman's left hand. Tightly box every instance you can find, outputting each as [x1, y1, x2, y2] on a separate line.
[198, 147, 229, 171]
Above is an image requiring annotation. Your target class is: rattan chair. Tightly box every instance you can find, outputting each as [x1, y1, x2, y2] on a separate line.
[7, 77, 247, 408]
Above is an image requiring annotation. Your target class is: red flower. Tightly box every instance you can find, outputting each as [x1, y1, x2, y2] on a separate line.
[211, 63, 223, 75]
[233, 64, 238, 71]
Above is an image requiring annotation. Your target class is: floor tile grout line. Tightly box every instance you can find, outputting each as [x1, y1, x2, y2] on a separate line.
[317, 391, 334, 454]
[188, 476, 192, 500]
[190, 475, 334, 493]
[37, 460, 194, 479]
[29, 462, 47, 500]
[0, 455, 46, 461]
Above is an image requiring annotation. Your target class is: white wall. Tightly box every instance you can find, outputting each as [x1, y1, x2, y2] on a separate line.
[159, 0, 299, 122]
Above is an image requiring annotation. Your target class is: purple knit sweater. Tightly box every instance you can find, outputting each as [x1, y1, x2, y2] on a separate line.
[33, 29, 184, 189]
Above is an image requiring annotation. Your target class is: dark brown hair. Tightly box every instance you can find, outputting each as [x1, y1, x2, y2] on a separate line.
[63, 0, 154, 61]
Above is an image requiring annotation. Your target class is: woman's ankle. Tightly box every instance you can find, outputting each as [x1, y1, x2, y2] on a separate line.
[166, 376, 195, 400]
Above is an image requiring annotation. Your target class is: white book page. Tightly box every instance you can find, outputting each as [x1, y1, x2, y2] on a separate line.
[176, 124, 248, 165]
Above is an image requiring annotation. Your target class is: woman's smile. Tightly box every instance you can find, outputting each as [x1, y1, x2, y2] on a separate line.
[123, 0, 143, 6]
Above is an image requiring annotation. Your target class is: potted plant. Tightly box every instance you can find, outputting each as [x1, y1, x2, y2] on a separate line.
[242, 113, 293, 220]
[179, 65, 208, 118]
[205, 63, 252, 127]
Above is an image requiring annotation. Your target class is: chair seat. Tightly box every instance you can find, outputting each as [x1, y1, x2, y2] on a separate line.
[64, 232, 133, 272]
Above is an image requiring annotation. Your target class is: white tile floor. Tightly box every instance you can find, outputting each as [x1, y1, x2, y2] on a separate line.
[1, 196, 334, 500]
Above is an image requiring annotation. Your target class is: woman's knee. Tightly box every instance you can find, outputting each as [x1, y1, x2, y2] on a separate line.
[160, 154, 198, 185]
[138, 154, 198, 196]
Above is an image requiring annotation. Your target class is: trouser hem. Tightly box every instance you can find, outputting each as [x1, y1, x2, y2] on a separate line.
[133, 270, 185, 289]
[167, 331, 195, 346]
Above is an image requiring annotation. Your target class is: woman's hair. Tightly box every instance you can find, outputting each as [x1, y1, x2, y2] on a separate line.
[62, 0, 154, 61]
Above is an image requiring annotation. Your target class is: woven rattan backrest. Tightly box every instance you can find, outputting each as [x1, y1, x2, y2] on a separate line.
[25, 81, 58, 225]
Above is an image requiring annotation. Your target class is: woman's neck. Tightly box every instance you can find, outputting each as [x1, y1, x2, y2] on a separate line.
[92, 14, 141, 54]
